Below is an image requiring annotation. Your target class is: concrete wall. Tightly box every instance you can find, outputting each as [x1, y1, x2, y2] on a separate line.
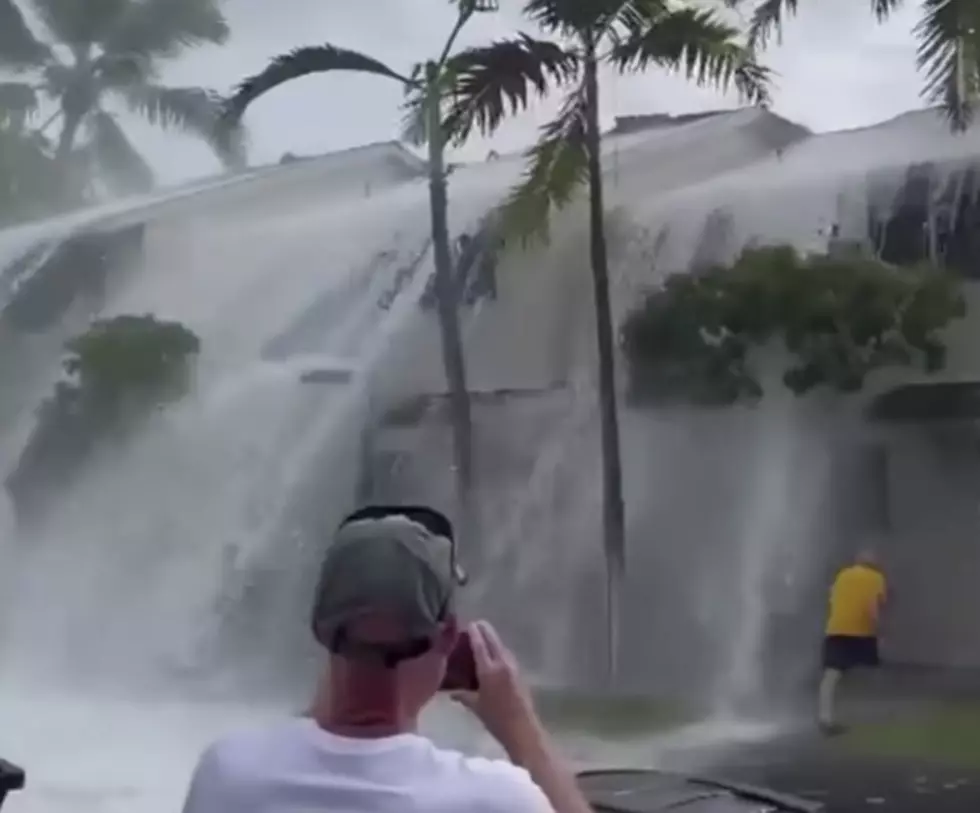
[872, 423, 980, 668]
[364, 387, 613, 686]
[8, 108, 980, 688]
[816, 283, 980, 671]
[364, 382, 980, 705]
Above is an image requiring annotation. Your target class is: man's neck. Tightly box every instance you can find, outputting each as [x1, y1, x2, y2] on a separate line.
[315, 712, 415, 739]
[310, 670, 416, 739]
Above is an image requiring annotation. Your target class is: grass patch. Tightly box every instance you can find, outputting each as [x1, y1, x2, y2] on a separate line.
[844, 702, 980, 768]
[532, 687, 689, 737]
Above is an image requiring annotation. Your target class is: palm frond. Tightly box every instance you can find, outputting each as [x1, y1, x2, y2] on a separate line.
[731, 0, 903, 49]
[120, 83, 245, 167]
[32, 0, 126, 47]
[0, 82, 39, 117]
[0, 0, 51, 68]
[40, 62, 75, 97]
[88, 108, 154, 194]
[399, 106, 427, 146]
[522, 0, 572, 34]
[439, 34, 579, 146]
[121, 83, 219, 131]
[100, 0, 229, 60]
[601, 0, 666, 44]
[914, 0, 980, 130]
[609, 7, 772, 105]
[397, 63, 428, 146]
[522, 0, 625, 37]
[0, 125, 69, 222]
[733, 0, 797, 49]
[871, 0, 904, 22]
[496, 81, 590, 247]
[400, 93, 428, 147]
[448, 0, 501, 11]
[737, 0, 903, 49]
[221, 44, 414, 137]
[95, 52, 157, 88]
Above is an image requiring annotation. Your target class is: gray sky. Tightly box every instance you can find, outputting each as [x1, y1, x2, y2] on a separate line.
[128, 0, 924, 184]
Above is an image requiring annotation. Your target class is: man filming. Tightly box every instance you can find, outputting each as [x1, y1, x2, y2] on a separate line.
[181, 505, 591, 813]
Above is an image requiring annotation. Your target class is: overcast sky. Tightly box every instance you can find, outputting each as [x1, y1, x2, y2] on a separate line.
[125, 0, 925, 184]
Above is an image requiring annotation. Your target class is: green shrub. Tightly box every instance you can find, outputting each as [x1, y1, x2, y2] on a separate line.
[620, 245, 967, 406]
[60, 314, 200, 414]
[6, 314, 201, 526]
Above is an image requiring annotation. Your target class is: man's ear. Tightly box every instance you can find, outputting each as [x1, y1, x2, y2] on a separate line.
[434, 614, 460, 655]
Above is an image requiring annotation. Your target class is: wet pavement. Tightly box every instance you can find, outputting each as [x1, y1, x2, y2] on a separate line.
[714, 744, 980, 812]
[709, 720, 980, 813]
[696, 667, 980, 811]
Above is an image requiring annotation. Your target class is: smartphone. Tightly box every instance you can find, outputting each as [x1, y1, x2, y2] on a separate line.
[439, 630, 479, 691]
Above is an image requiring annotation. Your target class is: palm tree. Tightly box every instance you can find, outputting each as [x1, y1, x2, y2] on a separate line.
[0, 105, 67, 224]
[218, 0, 574, 547]
[438, 0, 770, 681]
[0, 0, 240, 196]
[735, 0, 980, 130]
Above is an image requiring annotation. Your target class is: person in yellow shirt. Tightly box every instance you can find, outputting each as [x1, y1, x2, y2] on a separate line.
[818, 549, 888, 735]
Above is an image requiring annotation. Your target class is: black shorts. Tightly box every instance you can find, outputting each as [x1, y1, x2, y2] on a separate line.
[822, 635, 879, 671]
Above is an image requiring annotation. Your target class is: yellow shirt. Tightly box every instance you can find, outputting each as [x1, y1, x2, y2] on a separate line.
[825, 564, 887, 637]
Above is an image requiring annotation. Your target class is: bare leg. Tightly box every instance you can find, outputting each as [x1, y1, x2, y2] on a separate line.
[818, 668, 843, 730]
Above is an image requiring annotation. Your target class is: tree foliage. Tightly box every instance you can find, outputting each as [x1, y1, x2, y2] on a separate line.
[216, 1, 527, 545]
[620, 245, 967, 406]
[731, 0, 980, 130]
[429, 0, 770, 244]
[6, 314, 201, 526]
[421, 0, 771, 681]
[58, 314, 200, 413]
[0, 0, 242, 197]
[399, 33, 578, 149]
[0, 112, 81, 225]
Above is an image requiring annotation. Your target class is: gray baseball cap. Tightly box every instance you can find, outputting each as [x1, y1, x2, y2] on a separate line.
[311, 505, 467, 666]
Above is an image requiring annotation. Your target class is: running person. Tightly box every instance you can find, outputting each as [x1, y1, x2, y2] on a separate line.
[818, 549, 888, 735]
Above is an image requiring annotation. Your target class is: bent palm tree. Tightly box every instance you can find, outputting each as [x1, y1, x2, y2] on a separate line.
[0, 0, 241, 196]
[218, 0, 573, 547]
[736, 0, 980, 130]
[438, 0, 770, 680]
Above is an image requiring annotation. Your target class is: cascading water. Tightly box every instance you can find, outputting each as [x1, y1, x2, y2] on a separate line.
[3, 106, 979, 812]
[707, 388, 837, 718]
[603, 107, 980, 719]
[0, 161, 515, 811]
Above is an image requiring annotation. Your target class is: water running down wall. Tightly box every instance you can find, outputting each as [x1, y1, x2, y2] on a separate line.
[3, 107, 980, 812]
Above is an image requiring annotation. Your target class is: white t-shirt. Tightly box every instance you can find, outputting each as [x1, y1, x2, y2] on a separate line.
[182, 718, 555, 813]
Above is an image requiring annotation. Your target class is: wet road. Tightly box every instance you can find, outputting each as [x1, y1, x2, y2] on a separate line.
[714, 743, 980, 812]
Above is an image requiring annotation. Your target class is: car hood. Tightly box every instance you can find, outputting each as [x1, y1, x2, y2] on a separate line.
[578, 769, 823, 813]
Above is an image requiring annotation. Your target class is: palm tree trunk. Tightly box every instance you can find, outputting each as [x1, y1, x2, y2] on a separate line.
[424, 63, 476, 546]
[584, 45, 626, 685]
[55, 108, 83, 162]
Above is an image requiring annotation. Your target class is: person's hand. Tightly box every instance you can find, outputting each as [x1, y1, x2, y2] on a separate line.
[450, 620, 542, 751]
